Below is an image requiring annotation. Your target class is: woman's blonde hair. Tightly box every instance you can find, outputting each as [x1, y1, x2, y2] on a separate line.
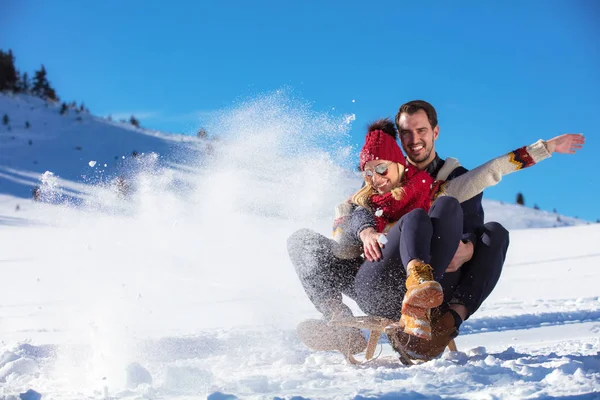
[351, 163, 405, 210]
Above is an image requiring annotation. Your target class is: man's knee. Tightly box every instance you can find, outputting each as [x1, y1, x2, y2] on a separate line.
[457, 222, 509, 317]
[287, 228, 311, 248]
[287, 228, 337, 276]
[481, 222, 510, 251]
[287, 228, 321, 255]
[288, 229, 319, 268]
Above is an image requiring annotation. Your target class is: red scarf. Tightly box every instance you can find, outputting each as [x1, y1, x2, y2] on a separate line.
[369, 168, 435, 232]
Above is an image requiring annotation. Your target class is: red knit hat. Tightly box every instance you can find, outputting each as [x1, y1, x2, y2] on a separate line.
[359, 130, 406, 170]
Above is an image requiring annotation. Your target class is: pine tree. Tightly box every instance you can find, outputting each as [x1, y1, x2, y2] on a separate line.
[45, 86, 58, 102]
[14, 70, 22, 92]
[32, 65, 48, 96]
[0, 49, 19, 92]
[130, 115, 140, 128]
[516, 192, 525, 205]
[60, 103, 68, 115]
[2, 114, 8, 125]
[19, 72, 30, 92]
[32, 65, 58, 101]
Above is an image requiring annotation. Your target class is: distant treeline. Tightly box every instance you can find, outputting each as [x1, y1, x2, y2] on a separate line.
[0, 49, 58, 101]
[0, 48, 124, 126]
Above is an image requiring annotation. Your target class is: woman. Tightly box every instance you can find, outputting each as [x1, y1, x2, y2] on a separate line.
[334, 120, 584, 340]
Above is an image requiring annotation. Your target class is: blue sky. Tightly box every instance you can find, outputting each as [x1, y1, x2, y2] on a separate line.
[2, 0, 599, 220]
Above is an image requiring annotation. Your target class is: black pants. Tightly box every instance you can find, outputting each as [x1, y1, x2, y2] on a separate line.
[440, 221, 509, 318]
[354, 197, 463, 319]
[288, 199, 509, 320]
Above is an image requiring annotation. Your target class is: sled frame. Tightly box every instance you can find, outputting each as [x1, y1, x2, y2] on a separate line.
[329, 315, 457, 365]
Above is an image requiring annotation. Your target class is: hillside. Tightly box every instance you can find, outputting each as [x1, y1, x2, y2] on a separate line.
[0, 93, 203, 204]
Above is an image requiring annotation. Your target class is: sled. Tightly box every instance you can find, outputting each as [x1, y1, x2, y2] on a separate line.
[329, 315, 457, 366]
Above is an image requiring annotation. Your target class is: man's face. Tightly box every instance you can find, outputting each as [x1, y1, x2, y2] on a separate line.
[397, 109, 439, 168]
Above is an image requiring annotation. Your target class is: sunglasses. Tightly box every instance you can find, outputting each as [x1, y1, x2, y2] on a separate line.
[363, 162, 391, 179]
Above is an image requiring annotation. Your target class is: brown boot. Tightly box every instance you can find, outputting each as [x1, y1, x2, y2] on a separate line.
[296, 319, 368, 355]
[402, 261, 443, 318]
[399, 311, 432, 340]
[388, 307, 459, 362]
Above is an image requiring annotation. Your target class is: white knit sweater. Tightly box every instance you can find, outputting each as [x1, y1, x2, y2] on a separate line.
[432, 139, 552, 202]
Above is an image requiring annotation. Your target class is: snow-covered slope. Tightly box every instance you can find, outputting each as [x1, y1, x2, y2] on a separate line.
[0, 93, 201, 204]
[0, 92, 598, 399]
[481, 200, 588, 229]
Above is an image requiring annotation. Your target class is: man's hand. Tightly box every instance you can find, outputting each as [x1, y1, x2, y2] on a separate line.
[446, 240, 474, 272]
[546, 133, 585, 154]
[360, 227, 384, 262]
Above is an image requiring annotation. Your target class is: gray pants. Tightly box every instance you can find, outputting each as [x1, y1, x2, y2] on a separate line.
[287, 228, 361, 319]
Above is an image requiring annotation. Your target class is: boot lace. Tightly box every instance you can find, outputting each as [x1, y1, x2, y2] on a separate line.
[412, 262, 434, 283]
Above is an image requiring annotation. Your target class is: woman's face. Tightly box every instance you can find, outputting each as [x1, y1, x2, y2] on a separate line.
[363, 160, 402, 194]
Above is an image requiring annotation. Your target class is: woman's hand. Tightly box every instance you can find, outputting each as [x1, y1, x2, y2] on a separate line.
[360, 227, 384, 262]
[546, 133, 585, 154]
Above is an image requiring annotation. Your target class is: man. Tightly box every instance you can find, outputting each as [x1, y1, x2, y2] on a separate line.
[397, 100, 508, 317]
[387, 100, 509, 359]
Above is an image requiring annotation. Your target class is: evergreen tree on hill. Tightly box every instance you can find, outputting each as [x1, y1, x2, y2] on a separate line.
[45, 86, 58, 102]
[32, 65, 48, 95]
[0, 49, 19, 92]
[130, 115, 140, 128]
[32, 65, 58, 101]
[19, 72, 30, 92]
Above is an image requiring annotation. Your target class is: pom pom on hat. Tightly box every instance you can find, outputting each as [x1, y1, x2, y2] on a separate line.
[359, 130, 406, 170]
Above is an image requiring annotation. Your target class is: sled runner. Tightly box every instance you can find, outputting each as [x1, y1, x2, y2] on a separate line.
[328, 315, 457, 365]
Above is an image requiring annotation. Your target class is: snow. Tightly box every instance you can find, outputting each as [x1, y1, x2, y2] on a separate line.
[0, 92, 599, 399]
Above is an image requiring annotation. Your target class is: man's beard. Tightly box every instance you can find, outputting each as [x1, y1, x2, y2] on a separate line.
[408, 147, 432, 164]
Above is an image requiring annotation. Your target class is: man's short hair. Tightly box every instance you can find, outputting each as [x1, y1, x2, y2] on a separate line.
[395, 100, 438, 130]
[367, 118, 397, 139]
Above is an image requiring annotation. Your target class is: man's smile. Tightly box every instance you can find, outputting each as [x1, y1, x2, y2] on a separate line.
[408, 143, 425, 154]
